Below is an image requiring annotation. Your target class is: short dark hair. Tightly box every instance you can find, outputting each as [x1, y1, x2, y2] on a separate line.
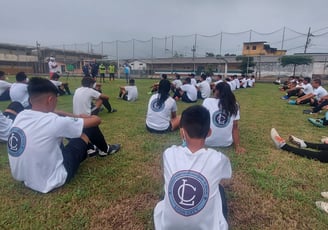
[28, 77, 59, 98]
[52, 73, 60, 80]
[0, 71, 5, 78]
[161, 74, 167, 79]
[304, 77, 311, 83]
[81, 77, 95, 87]
[180, 105, 210, 139]
[16, 72, 27, 82]
[129, 78, 135, 85]
[313, 78, 321, 85]
[184, 77, 191, 84]
[200, 74, 206, 80]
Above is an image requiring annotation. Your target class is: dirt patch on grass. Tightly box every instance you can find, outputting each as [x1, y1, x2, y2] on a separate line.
[90, 193, 158, 230]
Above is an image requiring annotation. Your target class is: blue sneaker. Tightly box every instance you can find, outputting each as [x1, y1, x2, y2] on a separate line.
[308, 118, 325, 128]
[288, 100, 296, 105]
[281, 95, 289, 100]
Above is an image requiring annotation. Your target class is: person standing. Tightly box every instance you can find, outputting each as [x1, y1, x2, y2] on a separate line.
[99, 63, 106, 83]
[108, 63, 115, 81]
[124, 64, 130, 83]
[48, 56, 59, 79]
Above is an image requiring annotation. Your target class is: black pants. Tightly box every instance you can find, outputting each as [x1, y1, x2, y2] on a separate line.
[282, 142, 328, 163]
[312, 99, 328, 113]
[83, 126, 108, 152]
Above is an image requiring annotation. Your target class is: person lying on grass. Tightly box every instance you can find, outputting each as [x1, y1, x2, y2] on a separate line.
[7, 77, 120, 193]
[154, 105, 232, 230]
[270, 128, 328, 163]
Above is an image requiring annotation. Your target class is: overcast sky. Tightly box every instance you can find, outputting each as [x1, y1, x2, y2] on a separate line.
[1, 0, 327, 54]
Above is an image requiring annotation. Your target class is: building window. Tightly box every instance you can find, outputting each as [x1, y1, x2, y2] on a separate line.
[252, 46, 256, 50]
[246, 46, 250, 50]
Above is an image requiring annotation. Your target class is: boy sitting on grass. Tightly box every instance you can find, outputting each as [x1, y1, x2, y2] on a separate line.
[7, 77, 120, 193]
[153, 105, 232, 230]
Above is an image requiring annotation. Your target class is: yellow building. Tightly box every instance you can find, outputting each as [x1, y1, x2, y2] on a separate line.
[242, 41, 286, 56]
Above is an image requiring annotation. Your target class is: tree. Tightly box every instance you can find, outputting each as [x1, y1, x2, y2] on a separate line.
[205, 52, 215, 57]
[280, 55, 312, 76]
[235, 56, 256, 74]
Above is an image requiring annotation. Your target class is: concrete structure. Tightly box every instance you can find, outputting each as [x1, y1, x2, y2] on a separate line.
[242, 41, 286, 56]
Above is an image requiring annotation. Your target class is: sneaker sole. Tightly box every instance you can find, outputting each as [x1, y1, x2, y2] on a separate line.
[289, 136, 301, 148]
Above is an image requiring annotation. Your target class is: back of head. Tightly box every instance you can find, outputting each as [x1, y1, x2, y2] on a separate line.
[215, 82, 238, 116]
[81, 77, 95, 87]
[16, 72, 27, 82]
[184, 77, 191, 84]
[175, 74, 180, 79]
[180, 105, 210, 139]
[304, 77, 311, 83]
[158, 79, 171, 94]
[161, 74, 167, 80]
[52, 73, 60, 80]
[200, 74, 206, 81]
[0, 71, 5, 78]
[28, 77, 59, 99]
[129, 78, 135, 85]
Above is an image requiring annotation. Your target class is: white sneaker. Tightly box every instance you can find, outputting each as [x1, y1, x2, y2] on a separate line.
[315, 201, 328, 214]
[321, 192, 328, 199]
[289, 135, 307, 148]
[270, 128, 286, 149]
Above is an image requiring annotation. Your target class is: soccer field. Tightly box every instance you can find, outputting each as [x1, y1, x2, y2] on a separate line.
[0, 77, 327, 229]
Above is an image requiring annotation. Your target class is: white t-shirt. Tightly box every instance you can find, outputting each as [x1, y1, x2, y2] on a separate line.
[247, 79, 253, 87]
[9, 82, 29, 108]
[48, 60, 59, 73]
[240, 78, 247, 88]
[234, 78, 240, 89]
[50, 80, 62, 87]
[73, 87, 101, 115]
[0, 112, 13, 142]
[214, 79, 223, 86]
[206, 76, 212, 84]
[180, 84, 197, 102]
[154, 145, 232, 230]
[0, 80, 12, 95]
[302, 83, 313, 95]
[203, 98, 240, 147]
[125, 85, 138, 101]
[196, 81, 211, 99]
[7, 110, 84, 193]
[191, 78, 197, 87]
[146, 93, 177, 131]
[313, 86, 328, 101]
[172, 79, 182, 89]
[229, 80, 236, 91]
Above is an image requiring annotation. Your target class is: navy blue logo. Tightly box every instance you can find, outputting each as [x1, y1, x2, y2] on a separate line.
[150, 98, 164, 112]
[212, 110, 230, 128]
[168, 170, 209, 216]
[7, 127, 26, 157]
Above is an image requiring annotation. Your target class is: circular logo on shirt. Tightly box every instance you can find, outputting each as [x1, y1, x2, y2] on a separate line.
[212, 110, 230, 128]
[150, 98, 164, 112]
[168, 170, 209, 216]
[7, 127, 26, 157]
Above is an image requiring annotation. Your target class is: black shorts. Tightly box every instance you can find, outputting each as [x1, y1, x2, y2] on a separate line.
[61, 138, 88, 183]
[146, 124, 172, 134]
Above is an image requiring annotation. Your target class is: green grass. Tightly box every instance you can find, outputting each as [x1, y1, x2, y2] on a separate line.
[0, 77, 328, 229]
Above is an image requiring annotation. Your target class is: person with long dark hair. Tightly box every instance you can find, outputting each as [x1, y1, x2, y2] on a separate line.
[146, 79, 180, 133]
[202, 82, 246, 153]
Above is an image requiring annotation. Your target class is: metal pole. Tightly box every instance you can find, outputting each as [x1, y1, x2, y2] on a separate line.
[171, 35, 174, 74]
[132, 39, 135, 60]
[116, 40, 120, 79]
[304, 27, 312, 53]
[281, 27, 286, 50]
[246, 30, 252, 75]
[219, 32, 223, 56]
[151, 37, 154, 77]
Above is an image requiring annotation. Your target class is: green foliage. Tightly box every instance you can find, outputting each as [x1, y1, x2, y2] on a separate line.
[235, 55, 256, 74]
[280, 55, 313, 76]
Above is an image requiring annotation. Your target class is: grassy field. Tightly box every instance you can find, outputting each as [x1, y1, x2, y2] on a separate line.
[0, 76, 328, 229]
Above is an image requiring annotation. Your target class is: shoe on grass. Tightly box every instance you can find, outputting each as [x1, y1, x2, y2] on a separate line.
[288, 100, 296, 105]
[303, 110, 313, 114]
[109, 109, 117, 113]
[270, 128, 286, 149]
[281, 95, 289, 100]
[315, 201, 328, 214]
[308, 118, 325, 128]
[87, 145, 98, 157]
[289, 135, 307, 148]
[321, 192, 328, 199]
[98, 144, 121, 157]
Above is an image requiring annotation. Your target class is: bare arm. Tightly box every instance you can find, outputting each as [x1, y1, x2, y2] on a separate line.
[232, 120, 246, 154]
[81, 114, 101, 128]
